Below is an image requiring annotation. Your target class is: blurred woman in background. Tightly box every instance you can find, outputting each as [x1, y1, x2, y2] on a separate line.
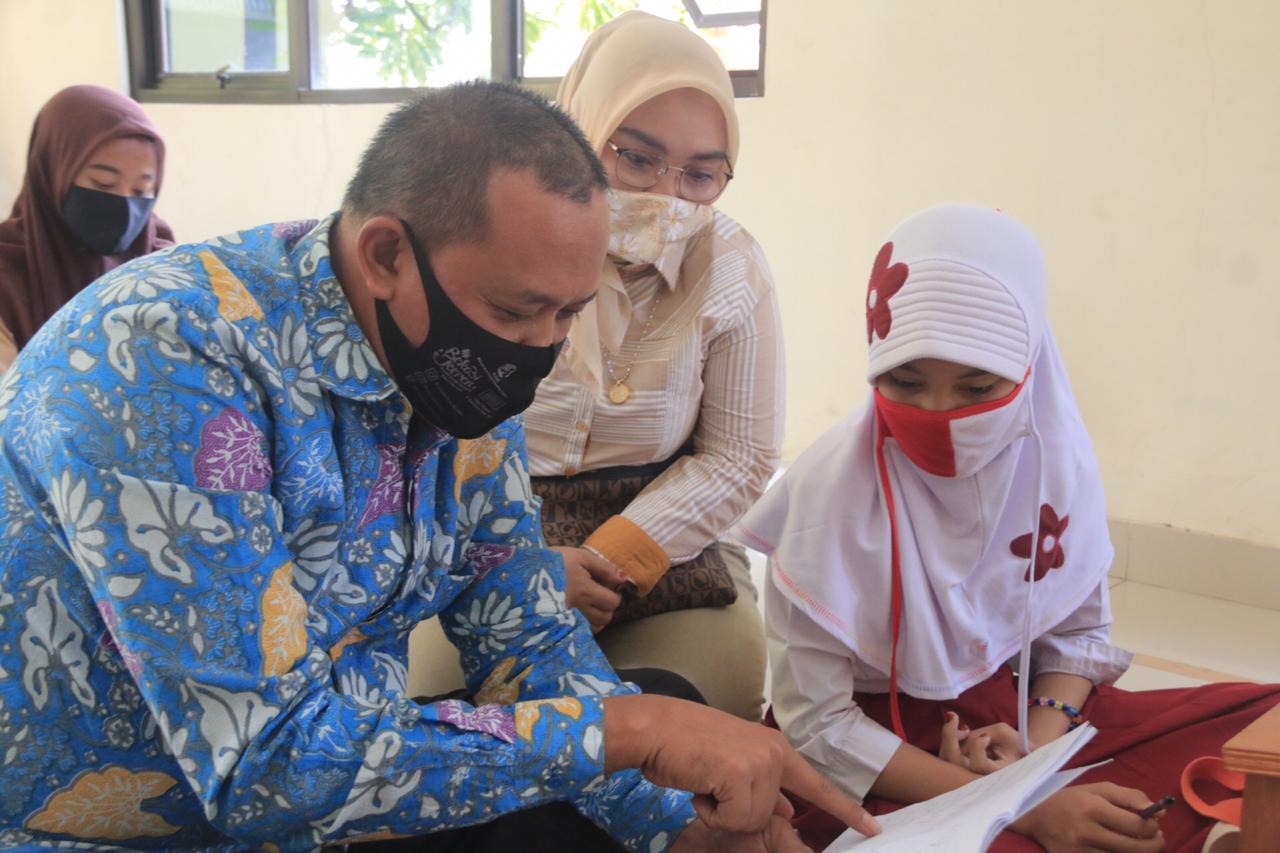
[0, 84, 173, 351]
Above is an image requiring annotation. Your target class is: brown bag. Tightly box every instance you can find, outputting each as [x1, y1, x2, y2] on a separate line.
[532, 455, 737, 624]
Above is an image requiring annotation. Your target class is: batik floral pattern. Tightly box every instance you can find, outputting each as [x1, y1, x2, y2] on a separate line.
[265, 312, 324, 419]
[358, 443, 406, 529]
[435, 700, 516, 744]
[0, 215, 694, 851]
[25, 767, 181, 840]
[259, 562, 309, 676]
[195, 408, 273, 491]
[463, 543, 517, 582]
[314, 316, 379, 382]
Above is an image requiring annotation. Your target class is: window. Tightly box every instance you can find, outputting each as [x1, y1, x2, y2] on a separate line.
[123, 0, 766, 104]
[522, 1, 764, 97]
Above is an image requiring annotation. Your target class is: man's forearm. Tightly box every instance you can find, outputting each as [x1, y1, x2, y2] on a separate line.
[602, 693, 662, 773]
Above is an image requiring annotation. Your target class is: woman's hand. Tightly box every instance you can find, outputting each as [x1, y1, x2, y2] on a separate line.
[1011, 783, 1165, 852]
[553, 546, 629, 632]
[938, 713, 1025, 774]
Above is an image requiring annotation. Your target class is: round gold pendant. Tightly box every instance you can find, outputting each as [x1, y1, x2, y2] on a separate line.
[608, 382, 631, 405]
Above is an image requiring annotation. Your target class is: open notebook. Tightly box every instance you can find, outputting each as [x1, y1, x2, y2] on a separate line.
[826, 723, 1099, 852]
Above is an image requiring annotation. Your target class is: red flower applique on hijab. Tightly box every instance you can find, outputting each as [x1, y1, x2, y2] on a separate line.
[1012, 503, 1070, 582]
[866, 242, 909, 344]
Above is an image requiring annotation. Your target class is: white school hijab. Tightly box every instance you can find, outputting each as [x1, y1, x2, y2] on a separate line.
[734, 204, 1112, 750]
[555, 10, 734, 389]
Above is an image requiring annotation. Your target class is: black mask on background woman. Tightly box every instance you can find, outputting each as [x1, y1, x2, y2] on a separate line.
[61, 186, 156, 255]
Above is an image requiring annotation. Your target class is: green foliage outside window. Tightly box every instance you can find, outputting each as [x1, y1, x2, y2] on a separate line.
[338, 0, 474, 87]
[338, 0, 660, 86]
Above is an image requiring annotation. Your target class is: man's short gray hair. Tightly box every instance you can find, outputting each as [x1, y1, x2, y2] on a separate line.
[342, 80, 607, 248]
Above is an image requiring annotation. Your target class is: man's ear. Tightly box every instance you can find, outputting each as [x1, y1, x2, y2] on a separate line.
[355, 216, 414, 301]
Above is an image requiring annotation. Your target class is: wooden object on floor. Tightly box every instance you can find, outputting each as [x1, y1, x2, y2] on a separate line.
[1223, 703, 1280, 853]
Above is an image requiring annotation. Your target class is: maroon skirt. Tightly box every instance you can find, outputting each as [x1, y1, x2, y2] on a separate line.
[776, 666, 1280, 852]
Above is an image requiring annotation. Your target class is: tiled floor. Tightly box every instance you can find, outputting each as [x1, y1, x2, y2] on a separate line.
[746, 550, 1280, 697]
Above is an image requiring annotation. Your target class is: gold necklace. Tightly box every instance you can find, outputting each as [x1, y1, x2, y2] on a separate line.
[604, 287, 664, 405]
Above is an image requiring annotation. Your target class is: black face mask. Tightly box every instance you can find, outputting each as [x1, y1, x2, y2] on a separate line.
[375, 223, 564, 439]
[61, 185, 155, 255]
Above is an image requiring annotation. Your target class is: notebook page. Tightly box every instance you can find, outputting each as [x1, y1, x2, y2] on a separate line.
[825, 724, 1097, 853]
[1014, 759, 1111, 820]
[979, 764, 1099, 848]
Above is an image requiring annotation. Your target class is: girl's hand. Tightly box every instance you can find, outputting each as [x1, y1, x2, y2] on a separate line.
[1012, 783, 1165, 852]
[938, 713, 1025, 774]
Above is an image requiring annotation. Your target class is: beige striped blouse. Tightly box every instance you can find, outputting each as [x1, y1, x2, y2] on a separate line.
[524, 210, 784, 591]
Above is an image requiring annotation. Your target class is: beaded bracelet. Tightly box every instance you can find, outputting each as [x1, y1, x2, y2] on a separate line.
[1028, 696, 1085, 730]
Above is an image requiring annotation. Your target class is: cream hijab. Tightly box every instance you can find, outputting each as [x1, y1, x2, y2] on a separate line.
[557, 11, 739, 387]
[557, 11, 739, 164]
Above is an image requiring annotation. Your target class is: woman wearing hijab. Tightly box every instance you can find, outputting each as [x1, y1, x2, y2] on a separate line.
[738, 204, 1279, 852]
[0, 85, 174, 350]
[523, 11, 783, 720]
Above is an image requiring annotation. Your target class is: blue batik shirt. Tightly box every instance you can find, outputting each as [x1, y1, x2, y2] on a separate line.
[0, 216, 696, 851]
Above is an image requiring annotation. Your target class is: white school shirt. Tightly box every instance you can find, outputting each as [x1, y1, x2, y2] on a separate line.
[767, 570, 1130, 799]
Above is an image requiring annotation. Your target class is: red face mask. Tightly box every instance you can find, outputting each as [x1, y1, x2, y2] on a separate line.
[874, 379, 1029, 478]
[873, 371, 1031, 739]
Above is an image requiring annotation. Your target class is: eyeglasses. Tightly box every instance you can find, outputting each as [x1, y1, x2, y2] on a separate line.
[605, 140, 734, 203]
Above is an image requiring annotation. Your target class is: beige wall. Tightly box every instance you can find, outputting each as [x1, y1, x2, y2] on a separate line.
[0, 2, 127, 193]
[3, 1, 1278, 548]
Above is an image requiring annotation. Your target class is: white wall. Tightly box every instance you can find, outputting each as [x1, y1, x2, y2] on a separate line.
[3, 0, 1278, 548]
[0, 2, 129, 202]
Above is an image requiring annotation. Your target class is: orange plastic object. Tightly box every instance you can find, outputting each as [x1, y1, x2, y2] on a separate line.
[1180, 755, 1245, 826]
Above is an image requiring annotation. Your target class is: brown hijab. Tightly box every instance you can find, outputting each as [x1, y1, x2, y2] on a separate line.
[0, 85, 174, 348]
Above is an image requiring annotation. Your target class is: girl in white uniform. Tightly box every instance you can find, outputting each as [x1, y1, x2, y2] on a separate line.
[738, 204, 1278, 852]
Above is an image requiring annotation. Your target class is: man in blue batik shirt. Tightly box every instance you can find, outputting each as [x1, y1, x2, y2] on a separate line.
[0, 82, 874, 852]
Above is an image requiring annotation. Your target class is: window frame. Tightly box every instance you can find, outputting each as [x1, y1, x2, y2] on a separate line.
[123, 0, 764, 104]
